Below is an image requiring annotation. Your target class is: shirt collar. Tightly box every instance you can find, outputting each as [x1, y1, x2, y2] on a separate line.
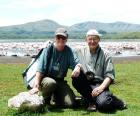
[89, 45, 101, 54]
[95, 45, 101, 54]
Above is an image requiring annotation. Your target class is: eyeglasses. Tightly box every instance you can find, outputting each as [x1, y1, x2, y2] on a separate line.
[87, 36, 100, 41]
[56, 35, 67, 40]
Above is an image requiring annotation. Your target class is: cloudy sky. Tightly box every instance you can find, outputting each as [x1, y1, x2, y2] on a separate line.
[0, 0, 140, 26]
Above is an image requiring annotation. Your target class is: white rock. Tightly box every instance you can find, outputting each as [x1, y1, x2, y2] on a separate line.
[8, 92, 44, 108]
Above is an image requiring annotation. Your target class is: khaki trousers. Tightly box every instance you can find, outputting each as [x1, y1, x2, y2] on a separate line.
[41, 77, 75, 107]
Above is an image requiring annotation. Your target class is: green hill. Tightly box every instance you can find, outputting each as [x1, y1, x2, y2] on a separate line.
[0, 19, 140, 39]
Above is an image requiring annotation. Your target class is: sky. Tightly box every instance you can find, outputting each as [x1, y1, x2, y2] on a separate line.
[0, 0, 140, 26]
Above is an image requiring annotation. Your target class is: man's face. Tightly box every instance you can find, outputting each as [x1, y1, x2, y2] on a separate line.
[86, 35, 100, 50]
[55, 35, 67, 51]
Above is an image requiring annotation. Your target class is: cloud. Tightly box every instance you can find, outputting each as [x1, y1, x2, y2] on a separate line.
[0, 0, 140, 26]
[49, 0, 140, 25]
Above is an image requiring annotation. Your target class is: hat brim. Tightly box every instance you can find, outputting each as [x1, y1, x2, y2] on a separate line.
[55, 33, 67, 37]
[86, 34, 102, 37]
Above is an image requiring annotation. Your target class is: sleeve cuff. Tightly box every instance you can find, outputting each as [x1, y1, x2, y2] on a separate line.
[36, 69, 46, 75]
[104, 73, 115, 81]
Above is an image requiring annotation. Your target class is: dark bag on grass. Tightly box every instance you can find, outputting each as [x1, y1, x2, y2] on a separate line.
[22, 44, 53, 89]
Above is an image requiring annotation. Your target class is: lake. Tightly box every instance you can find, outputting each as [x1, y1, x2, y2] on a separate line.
[0, 39, 140, 57]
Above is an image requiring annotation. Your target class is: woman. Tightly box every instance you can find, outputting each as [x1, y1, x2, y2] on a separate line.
[30, 28, 81, 107]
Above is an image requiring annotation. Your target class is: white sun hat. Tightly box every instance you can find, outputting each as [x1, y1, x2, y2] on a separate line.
[86, 29, 102, 37]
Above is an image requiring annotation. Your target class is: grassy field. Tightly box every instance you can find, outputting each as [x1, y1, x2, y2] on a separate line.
[0, 62, 140, 116]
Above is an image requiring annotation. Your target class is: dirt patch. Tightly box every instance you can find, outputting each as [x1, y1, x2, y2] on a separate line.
[0, 56, 140, 64]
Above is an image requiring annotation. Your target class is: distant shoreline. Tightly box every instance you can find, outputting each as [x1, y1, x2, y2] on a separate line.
[0, 56, 140, 64]
[1, 38, 140, 42]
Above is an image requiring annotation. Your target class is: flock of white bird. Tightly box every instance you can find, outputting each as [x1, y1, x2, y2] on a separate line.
[0, 41, 140, 57]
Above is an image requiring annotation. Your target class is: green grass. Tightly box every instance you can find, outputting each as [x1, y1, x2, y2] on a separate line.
[0, 62, 140, 116]
[103, 32, 140, 39]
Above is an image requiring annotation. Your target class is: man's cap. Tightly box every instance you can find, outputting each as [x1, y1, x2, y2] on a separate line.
[86, 29, 101, 37]
[55, 28, 68, 38]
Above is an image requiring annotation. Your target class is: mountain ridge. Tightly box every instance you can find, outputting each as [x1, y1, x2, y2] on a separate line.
[0, 19, 140, 39]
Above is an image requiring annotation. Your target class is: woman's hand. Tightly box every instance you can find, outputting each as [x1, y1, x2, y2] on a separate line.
[29, 72, 44, 95]
[29, 80, 40, 95]
[29, 87, 39, 95]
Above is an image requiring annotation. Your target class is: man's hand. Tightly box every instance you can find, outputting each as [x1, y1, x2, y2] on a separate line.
[91, 77, 112, 97]
[91, 86, 104, 97]
[71, 64, 81, 78]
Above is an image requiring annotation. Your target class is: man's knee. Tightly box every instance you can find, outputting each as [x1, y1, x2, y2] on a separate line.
[72, 71, 85, 88]
[96, 92, 113, 110]
[72, 78, 78, 87]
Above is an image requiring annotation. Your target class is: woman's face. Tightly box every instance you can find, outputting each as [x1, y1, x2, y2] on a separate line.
[86, 35, 100, 50]
[55, 35, 67, 51]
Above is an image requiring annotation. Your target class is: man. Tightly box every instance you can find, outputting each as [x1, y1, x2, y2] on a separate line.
[30, 28, 81, 107]
[72, 29, 126, 111]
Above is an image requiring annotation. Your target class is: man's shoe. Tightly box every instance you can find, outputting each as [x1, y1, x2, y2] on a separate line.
[113, 96, 127, 110]
[87, 103, 97, 112]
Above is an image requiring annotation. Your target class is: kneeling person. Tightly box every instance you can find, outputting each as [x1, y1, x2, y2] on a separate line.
[72, 29, 126, 111]
[30, 28, 81, 107]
